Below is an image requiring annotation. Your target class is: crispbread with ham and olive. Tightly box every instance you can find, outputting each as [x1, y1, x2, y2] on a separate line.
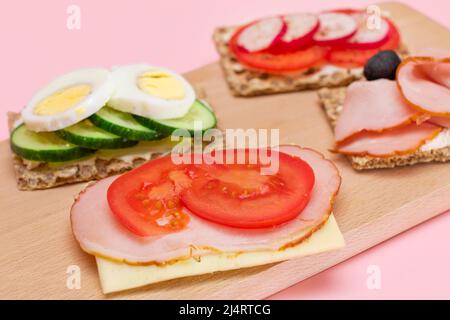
[319, 50, 450, 170]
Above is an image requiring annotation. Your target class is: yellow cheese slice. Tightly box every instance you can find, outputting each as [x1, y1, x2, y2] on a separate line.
[96, 214, 344, 294]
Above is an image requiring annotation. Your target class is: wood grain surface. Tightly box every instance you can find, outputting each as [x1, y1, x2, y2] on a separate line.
[1, 2, 450, 299]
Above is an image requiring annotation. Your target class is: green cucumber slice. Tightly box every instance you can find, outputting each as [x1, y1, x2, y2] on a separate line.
[56, 120, 138, 149]
[10, 124, 95, 162]
[90, 106, 162, 141]
[133, 100, 217, 135]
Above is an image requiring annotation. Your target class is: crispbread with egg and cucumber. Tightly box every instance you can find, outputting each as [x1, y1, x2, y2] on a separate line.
[319, 49, 450, 170]
[9, 65, 217, 190]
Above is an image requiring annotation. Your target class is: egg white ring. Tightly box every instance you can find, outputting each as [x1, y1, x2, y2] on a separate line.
[107, 64, 195, 120]
[22, 68, 114, 132]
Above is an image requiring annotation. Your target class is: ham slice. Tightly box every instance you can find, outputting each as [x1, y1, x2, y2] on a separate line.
[416, 48, 450, 88]
[71, 146, 341, 264]
[335, 122, 441, 157]
[334, 79, 419, 143]
[419, 64, 450, 89]
[397, 50, 450, 116]
[429, 116, 450, 128]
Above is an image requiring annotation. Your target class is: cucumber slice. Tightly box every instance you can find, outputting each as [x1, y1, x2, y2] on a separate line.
[10, 124, 95, 162]
[56, 120, 138, 149]
[90, 106, 162, 141]
[133, 100, 217, 135]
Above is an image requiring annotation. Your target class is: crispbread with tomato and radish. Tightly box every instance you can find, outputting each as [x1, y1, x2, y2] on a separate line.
[71, 145, 344, 293]
[319, 49, 450, 170]
[213, 8, 407, 96]
[8, 65, 218, 190]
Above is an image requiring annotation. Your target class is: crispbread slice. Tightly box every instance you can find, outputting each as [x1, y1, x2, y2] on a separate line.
[318, 87, 450, 170]
[213, 26, 408, 97]
[11, 153, 164, 191]
[7, 112, 173, 190]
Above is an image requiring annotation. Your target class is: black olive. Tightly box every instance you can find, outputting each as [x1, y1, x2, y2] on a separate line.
[363, 50, 401, 81]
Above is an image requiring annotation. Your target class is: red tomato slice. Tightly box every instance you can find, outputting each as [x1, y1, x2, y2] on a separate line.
[327, 19, 400, 67]
[108, 149, 315, 235]
[230, 25, 328, 73]
[107, 156, 192, 237]
[181, 149, 315, 229]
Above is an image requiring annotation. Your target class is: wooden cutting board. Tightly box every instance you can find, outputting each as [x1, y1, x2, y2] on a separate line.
[1, 2, 450, 299]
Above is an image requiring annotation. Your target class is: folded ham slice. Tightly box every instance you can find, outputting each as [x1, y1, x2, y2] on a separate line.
[335, 122, 441, 157]
[334, 79, 419, 144]
[416, 48, 450, 88]
[71, 146, 341, 265]
[429, 116, 450, 128]
[397, 50, 450, 116]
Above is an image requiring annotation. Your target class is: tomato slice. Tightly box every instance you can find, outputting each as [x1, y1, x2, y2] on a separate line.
[107, 156, 192, 237]
[181, 149, 315, 229]
[327, 19, 401, 67]
[108, 149, 315, 235]
[230, 25, 327, 73]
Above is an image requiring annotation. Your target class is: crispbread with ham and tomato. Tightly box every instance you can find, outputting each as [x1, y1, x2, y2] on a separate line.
[319, 49, 450, 170]
[213, 8, 407, 97]
[70, 145, 344, 293]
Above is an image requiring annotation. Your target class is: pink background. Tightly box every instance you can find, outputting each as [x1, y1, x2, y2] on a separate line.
[1, 0, 450, 299]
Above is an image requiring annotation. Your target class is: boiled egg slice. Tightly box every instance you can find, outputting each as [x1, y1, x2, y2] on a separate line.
[107, 64, 195, 120]
[22, 68, 114, 132]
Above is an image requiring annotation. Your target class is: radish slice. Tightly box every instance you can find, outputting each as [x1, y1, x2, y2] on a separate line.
[269, 13, 320, 53]
[313, 12, 357, 46]
[345, 12, 390, 49]
[236, 16, 287, 53]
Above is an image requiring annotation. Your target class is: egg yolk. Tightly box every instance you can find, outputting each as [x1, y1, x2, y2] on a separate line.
[33, 84, 91, 116]
[137, 71, 185, 100]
